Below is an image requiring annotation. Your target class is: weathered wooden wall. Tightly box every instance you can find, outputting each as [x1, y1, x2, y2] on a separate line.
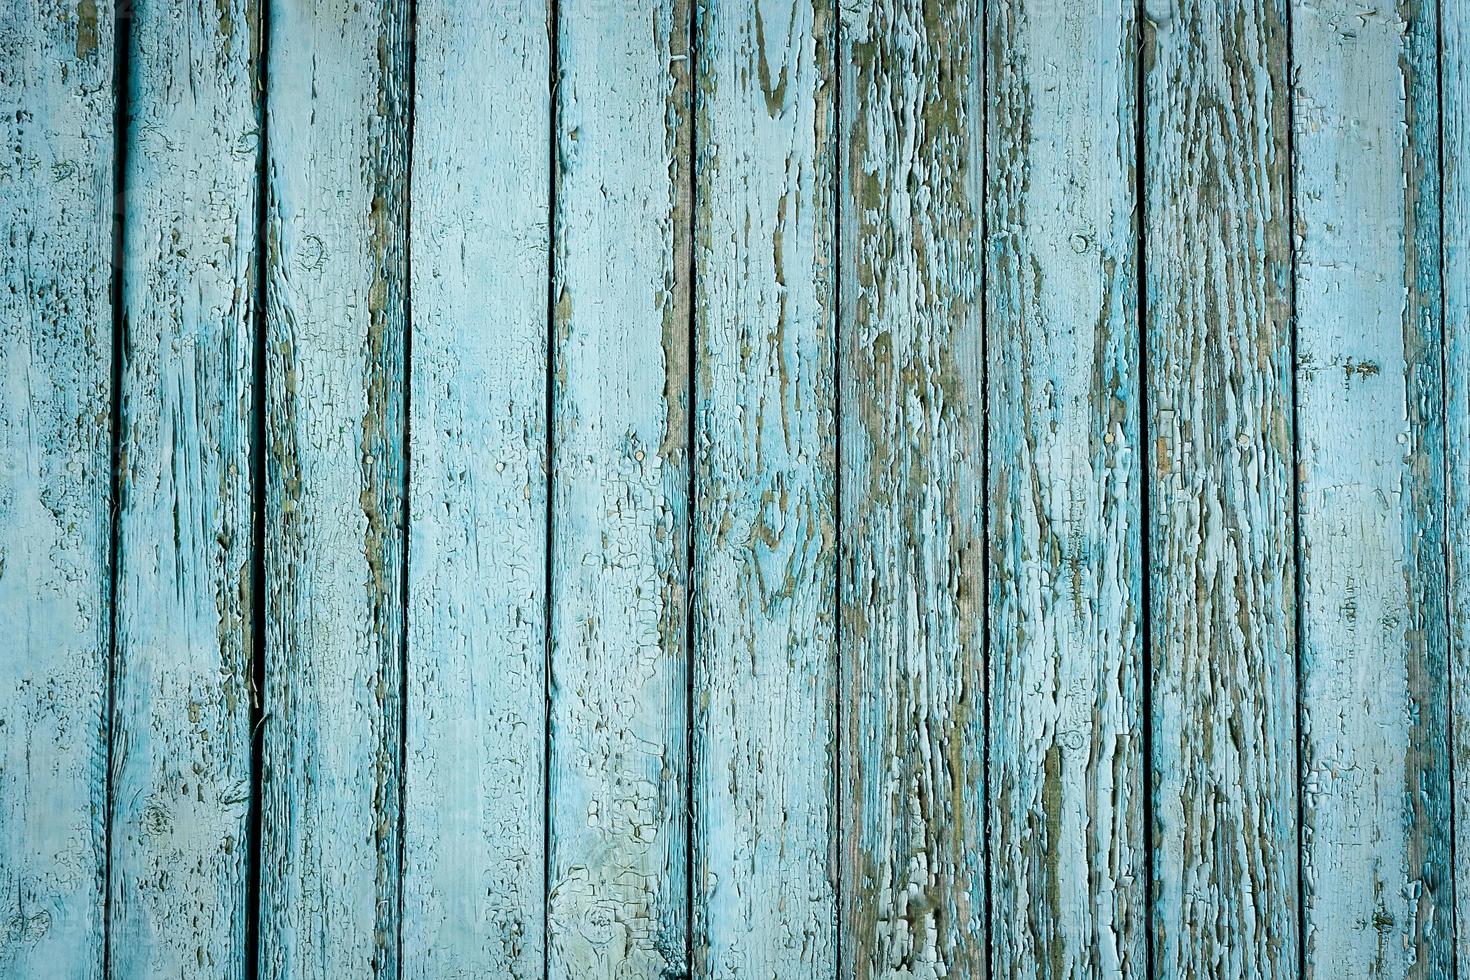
[2, 2, 1467, 978]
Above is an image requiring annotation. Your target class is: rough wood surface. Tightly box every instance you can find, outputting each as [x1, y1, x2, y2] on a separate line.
[400, 2, 549, 976]
[1142, 2, 1299, 976]
[1292, 1, 1452, 974]
[258, 1, 411, 976]
[107, 2, 259, 976]
[985, 1, 1145, 976]
[837, 2, 987, 976]
[547, 3, 692, 976]
[0, 3, 115, 978]
[690, 1, 837, 976]
[14, 4, 1470, 975]
[1446, 6, 1470, 976]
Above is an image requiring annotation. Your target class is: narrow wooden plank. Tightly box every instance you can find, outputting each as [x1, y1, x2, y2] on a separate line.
[0, 3, 114, 977]
[985, 0, 1144, 975]
[1292, 1, 1451, 974]
[690, 1, 837, 975]
[107, 1, 259, 975]
[1142, 2, 1299, 975]
[837, 2, 987, 975]
[547, 2, 692, 975]
[258, 1, 410, 975]
[400, 1, 549, 975]
[1445, 6, 1470, 976]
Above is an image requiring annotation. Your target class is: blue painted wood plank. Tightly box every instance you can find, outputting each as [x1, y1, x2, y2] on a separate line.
[985, 1, 1145, 975]
[258, 1, 411, 976]
[107, 2, 259, 976]
[547, 2, 692, 975]
[837, 2, 987, 975]
[690, 1, 837, 975]
[1143, 2, 1299, 975]
[1292, 1, 1451, 974]
[1445, 5, 1470, 976]
[400, 1, 549, 975]
[0, 3, 115, 977]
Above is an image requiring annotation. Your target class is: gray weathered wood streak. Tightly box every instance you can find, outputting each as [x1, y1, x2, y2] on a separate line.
[1142, 1, 1299, 975]
[1446, 5, 1470, 976]
[691, 1, 837, 976]
[107, 1, 259, 976]
[985, 1, 1145, 976]
[401, 1, 549, 976]
[547, 2, 692, 976]
[838, 1, 987, 976]
[258, 1, 411, 976]
[0, 3, 114, 978]
[1292, 1, 1451, 974]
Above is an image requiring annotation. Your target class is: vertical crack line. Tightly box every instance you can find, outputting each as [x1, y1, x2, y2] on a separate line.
[1436, 1, 1459, 973]
[1283, 0, 1307, 973]
[543, 1, 560, 974]
[684, 3, 698, 976]
[977, 0, 993, 973]
[245, 0, 271, 976]
[393, 0, 417, 973]
[102, 0, 133, 974]
[831, 6, 843, 978]
[1133, 2, 1155, 977]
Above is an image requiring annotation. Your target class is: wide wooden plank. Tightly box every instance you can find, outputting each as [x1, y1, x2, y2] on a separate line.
[985, 1, 1144, 976]
[1142, 2, 1298, 976]
[1292, 2, 1451, 974]
[547, 2, 692, 975]
[400, 2, 549, 976]
[1446, 6, 1470, 976]
[107, 1, 259, 976]
[837, 2, 987, 975]
[690, 1, 837, 975]
[258, 1, 411, 976]
[0, 3, 115, 978]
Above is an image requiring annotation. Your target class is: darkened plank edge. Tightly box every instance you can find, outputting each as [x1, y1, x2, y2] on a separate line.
[393, 0, 418, 972]
[1283, 0, 1306, 976]
[102, 0, 130, 974]
[833, 2, 845, 970]
[542, 2, 559, 978]
[683, 0, 696, 969]
[1133, 5, 1154, 979]
[246, 0, 272, 972]
[979, 0, 994, 974]
[1439, 1, 1463, 973]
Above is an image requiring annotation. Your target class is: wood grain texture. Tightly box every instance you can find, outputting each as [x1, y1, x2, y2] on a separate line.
[107, 1, 259, 976]
[837, 1, 987, 976]
[690, 1, 837, 976]
[1142, 1, 1299, 976]
[400, 2, 549, 976]
[0, 3, 114, 977]
[258, 1, 410, 976]
[1446, 6, 1470, 976]
[547, 2, 692, 976]
[985, 1, 1144, 976]
[1292, 2, 1451, 974]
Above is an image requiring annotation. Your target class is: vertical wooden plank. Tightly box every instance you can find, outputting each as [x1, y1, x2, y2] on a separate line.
[547, 2, 692, 976]
[107, 0, 259, 975]
[401, 1, 549, 976]
[0, 2, 114, 978]
[838, 2, 986, 976]
[1143, 1, 1299, 976]
[1293, 1, 1451, 974]
[258, 0, 410, 975]
[1445, 6, 1470, 976]
[985, 0, 1145, 976]
[690, 1, 837, 976]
